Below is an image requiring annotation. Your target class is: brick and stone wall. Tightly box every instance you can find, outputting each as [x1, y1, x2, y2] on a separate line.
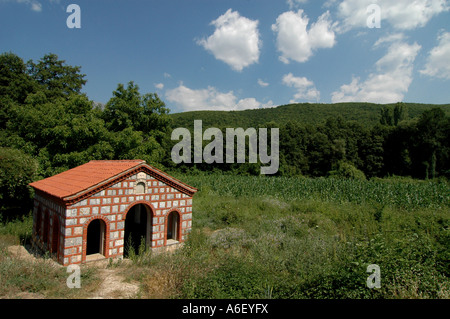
[32, 194, 65, 264]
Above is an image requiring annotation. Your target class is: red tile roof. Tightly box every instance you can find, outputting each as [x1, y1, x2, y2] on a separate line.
[30, 160, 145, 200]
[29, 160, 197, 203]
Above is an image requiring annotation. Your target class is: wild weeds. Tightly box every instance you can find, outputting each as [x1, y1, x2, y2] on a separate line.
[0, 174, 448, 299]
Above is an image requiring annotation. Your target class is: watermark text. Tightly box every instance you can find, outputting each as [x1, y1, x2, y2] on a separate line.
[171, 120, 279, 175]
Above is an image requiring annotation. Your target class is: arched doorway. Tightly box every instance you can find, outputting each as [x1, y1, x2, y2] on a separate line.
[167, 211, 180, 242]
[86, 219, 106, 256]
[124, 203, 152, 257]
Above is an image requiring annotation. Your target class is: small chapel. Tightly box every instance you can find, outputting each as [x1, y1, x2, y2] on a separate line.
[29, 160, 197, 266]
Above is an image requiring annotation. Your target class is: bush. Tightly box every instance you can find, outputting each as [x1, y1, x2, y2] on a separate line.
[0, 147, 38, 211]
[328, 161, 367, 180]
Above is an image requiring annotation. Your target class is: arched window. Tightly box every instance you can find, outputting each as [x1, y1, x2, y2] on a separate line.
[167, 211, 180, 242]
[134, 182, 146, 195]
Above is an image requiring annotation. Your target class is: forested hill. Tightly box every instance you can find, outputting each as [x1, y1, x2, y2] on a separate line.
[170, 102, 450, 128]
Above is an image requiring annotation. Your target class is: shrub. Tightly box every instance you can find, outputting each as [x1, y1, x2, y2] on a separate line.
[0, 147, 38, 211]
[328, 161, 367, 181]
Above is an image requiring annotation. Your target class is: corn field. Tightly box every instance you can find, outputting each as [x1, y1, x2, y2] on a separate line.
[175, 173, 449, 209]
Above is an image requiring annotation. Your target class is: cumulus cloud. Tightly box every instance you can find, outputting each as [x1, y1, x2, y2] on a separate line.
[258, 79, 269, 87]
[420, 31, 450, 80]
[272, 10, 336, 64]
[336, 0, 449, 32]
[331, 41, 421, 103]
[155, 83, 164, 90]
[282, 73, 320, 102]
[166, 84, 274, 112]
[197, 9, 261, 72]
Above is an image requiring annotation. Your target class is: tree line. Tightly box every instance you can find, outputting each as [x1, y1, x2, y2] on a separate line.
[172, 105, 449, 181]
[0, 52, 449, 212]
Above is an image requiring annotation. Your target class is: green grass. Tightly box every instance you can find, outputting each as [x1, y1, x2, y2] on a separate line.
[128, 174, 449, 299]
[1, 174, 449, 299]
[0, 214, 101, 298]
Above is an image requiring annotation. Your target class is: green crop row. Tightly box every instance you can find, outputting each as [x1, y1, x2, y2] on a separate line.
[174, 173, 449, 210]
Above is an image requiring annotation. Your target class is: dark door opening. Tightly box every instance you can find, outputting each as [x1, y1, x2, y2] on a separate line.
[86, 219, 105, 256]
[124, 204, 150, 257]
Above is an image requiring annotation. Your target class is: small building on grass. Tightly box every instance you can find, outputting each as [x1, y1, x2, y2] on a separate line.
[29, 160, 197, 266]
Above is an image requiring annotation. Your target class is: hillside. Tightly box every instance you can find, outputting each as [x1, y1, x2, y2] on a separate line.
[170, 102, 450, 128]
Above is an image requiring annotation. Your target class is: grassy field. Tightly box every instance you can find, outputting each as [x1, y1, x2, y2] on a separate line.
[0, 174, 449, 299]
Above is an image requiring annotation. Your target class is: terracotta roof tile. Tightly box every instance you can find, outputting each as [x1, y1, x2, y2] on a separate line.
[29, 160, 145, 199]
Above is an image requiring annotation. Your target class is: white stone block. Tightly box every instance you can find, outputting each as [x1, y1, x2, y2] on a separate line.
[74, 227, 83, 235]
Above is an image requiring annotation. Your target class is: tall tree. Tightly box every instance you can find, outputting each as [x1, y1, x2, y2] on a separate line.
[0, 52, 36, 104]
[414, 108, 448, 179]
[0, 52, 37, 129]
[393, 102, 408, 125]
[27, 53, 86, 99]
[380, 106, 393, 126]
[102, 81, 171, 135]
[101, 81, 172, 168]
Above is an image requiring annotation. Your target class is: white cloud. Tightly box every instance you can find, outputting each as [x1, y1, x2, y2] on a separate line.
[324, 0, 338, 8]
[331, 41, 421, 103]
[4, 0, 63, 11]
[282, 73, 320, 102]
[421, 31, 450, 80]
[258, 79, 269, 87]
[197, 9, 261, 72]
[287, 0, 308, 9]
[30, 0, 41, 11]
[272, 10, 336, 64]
[336, 0, 449, 32]
[166, 84, 273, 112]
[374, 33, 406, 47]
[5, 0, 42, 11]
[155, 83, 164, 90]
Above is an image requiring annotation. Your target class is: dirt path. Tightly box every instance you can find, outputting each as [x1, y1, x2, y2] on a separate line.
[7, 245, 140, 299]
[89, 267, 140, 299]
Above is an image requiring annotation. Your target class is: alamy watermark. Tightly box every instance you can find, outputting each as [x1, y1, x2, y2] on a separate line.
[366, 264, 381, 289]
[66, 4, 81, 29]
[171, 120, 279, 175]
[367, 4, 381, 29]
[66, 264, 81, 288]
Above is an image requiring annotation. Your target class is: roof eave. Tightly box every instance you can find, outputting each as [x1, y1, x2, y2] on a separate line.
[61, 163, 197, 206]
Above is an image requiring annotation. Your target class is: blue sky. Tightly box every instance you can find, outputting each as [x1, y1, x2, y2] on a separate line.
[1, 0, 449, 113]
